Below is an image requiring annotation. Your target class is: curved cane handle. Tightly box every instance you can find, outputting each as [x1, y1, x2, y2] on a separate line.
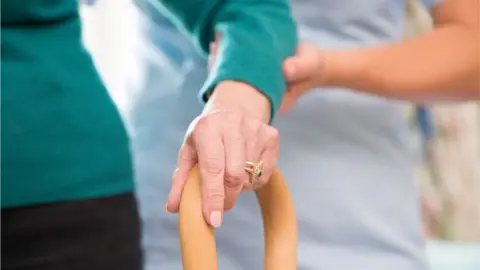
[179, 166, 297, 270]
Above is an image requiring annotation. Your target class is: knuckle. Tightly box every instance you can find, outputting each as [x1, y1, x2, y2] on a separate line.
[203, 157, 223, 176]
[228, 111, 243, 123]
[224, 177, 238, 189]
[244, 118, 261, 134]
[194, 116, 211, 132]
[224, 198, 237, 212]
[267, 127, 280, 142]
[224, 166, 245, 188]
[226, 130, 244, 144]
[206, 189, 225, 202]
[254, 123, 264, 135]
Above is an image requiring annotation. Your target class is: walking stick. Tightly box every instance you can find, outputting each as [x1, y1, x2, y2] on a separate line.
[179, 166, 297, 270]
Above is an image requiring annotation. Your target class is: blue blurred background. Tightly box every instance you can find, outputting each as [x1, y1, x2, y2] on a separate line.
[79, 0, 480, 269]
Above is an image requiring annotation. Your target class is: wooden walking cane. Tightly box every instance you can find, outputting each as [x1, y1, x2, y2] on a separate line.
[179, 166, 297, 270]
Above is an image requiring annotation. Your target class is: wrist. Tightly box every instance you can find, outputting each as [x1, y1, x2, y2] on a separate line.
[204, 80, 271, 123]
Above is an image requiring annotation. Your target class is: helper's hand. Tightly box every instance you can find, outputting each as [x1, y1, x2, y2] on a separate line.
[166, 80, 279, 229]
[280, 43, 327, 112]
[210, 41, 327, 113]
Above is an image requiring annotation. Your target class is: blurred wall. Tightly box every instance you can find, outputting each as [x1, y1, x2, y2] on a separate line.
[80, 0, 135, 113]
[404, 0, 480, 242]
[80, 0, 480, 242]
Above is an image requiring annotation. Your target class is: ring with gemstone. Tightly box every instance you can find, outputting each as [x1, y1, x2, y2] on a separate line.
[245, 161, 263, 186]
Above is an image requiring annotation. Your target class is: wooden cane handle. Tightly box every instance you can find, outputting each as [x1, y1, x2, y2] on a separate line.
[179, 166, 297, 270]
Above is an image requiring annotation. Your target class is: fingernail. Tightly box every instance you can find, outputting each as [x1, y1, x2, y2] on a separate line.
[210, 211, 222, 228]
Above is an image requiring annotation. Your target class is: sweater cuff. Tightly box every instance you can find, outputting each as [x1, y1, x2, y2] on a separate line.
[198, 51, 285, 123]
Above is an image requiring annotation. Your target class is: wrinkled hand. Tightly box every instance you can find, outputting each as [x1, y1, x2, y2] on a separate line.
[280, 43, 327, 112]
[166, 81, 279, 229]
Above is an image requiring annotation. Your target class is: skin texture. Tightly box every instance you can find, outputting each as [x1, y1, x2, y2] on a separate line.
[162, 0, 296, 228]
[179, 166, 297, 270]
[189, 0, 479, 229]
[167, 81, 279, 228]
[279, 0, 479, 111]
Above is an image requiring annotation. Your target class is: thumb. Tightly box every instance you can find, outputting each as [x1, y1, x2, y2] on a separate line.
[283, 44, 318, 82]
[166, 141, 197, 213]
[279, 91, 297, 113]
[279, 81, 312, 113]
[284, 57, 315, 83]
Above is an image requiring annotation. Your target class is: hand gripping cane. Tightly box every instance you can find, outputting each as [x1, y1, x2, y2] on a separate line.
[179, 166, 297, 270]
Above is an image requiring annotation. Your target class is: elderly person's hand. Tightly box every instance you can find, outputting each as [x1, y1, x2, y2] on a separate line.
[165, 79, 280, 228]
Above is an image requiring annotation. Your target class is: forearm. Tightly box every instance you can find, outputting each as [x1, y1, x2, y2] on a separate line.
[158, 0, 297, 121]
[324, 25, 479, 102]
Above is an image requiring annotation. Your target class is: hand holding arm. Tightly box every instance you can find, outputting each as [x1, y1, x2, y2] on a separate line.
[158, 0, 297, 227]
[158, 0, 297, 117]
[281, 0, 479, 111]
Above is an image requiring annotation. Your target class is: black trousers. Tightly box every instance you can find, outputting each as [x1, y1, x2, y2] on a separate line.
[2, 192, 143, 270]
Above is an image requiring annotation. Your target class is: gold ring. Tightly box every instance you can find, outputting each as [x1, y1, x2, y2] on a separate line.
[245, 161, 263, 186]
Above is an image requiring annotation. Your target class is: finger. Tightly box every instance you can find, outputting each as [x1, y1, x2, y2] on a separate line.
[166, 141, 197, 213]
[279, 92, 297, 113]
[279, 81, 311, 113]
[284, 57, 317, 83]
[243, 119, 264, 190]
[283, 44, 318, 82]
[195, 118, 226, 228]
[257, 126, 280, 187]
[280, 88, 302, 113]
[223, 114, 248, 211]
[283, 58, 300, 81]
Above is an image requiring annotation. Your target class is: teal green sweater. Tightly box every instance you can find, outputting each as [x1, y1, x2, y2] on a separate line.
[1, 0, 297, 208]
